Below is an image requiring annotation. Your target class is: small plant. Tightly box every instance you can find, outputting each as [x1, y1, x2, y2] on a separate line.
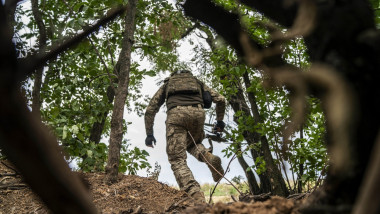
[119, 140, 151, 175]
[147, 161, 161, 180]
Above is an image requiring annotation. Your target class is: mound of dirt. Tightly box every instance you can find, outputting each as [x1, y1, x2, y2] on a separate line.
[185, 197, 300, 214]
[0, 160, 196, 213]
[0, 160, 302, 214]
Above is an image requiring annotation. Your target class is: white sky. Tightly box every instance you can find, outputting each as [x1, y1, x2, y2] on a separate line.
[15, 0, 253, 187]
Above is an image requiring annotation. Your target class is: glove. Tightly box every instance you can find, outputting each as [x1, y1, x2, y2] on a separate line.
[145, 135, 156, 148]
[213, 120, 225, 133]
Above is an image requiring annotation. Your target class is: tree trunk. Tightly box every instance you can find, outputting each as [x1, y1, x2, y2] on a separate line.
[31, 0, 47, 118]
[105, 0, 137, 184]
[89, 85, 115, 144]
[0, 6, 98, 212]
[199, 17, 288, 196]
[236, 145, 261, 194]
[302, 1, 380, 206]
[241, 72, 289, 196]
[229, 82, 289, 197]
[298, 127, 304, 193]
[4, 0, 17, 36]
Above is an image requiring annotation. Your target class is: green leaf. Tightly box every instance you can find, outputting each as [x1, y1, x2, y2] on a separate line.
[63, 126, 68, 140]
[72, 125, 79, 135]
[87, 150, 93, 158]
[77, 133, 84, 141]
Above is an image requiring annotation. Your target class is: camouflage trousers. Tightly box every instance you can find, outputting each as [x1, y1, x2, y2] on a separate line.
[166, 104, 208, 196]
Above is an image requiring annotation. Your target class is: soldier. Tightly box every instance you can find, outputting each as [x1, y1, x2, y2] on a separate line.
[144, 70, 226, 203]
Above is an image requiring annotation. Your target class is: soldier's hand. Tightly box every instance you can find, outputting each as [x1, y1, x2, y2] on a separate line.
[145, 135, 156, 148]
[213, 120, 225, 133]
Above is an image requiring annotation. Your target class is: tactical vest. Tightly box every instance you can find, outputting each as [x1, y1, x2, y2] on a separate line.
[165, 72, 203, 110]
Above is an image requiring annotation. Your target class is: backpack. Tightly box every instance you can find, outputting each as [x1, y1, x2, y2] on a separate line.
[165, 71, 212, 109]
[166, 72, 201, 97]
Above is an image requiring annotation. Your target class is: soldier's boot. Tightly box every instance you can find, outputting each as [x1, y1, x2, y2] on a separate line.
[203, 152, 224, 182]
[191, 191, 206, 203]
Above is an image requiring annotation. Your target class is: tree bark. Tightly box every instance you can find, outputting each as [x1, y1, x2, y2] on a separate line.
[4, 0, 19, 36]
[236, 145, 261, 194]
[105, 0, 137, 184]
[298, 127, 304, 193]
[89, 85, 115, 144]
[199, 23, 288, 196]
[0, 5, 97, 213]
[302, 1, 379, 205]
[229, 87, 288, 197]
[31, 0, 47, 117]
[241, 71, 289, 196]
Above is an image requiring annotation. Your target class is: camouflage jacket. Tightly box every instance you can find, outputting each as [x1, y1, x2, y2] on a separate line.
[144, 79, 226, 136]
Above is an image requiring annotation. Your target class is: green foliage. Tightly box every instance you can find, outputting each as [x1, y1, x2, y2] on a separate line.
[119, 141, 151, 175]
[15, 0, 190, 174]
[190, 1, 328, 192]
[370, 0, 380, 28]
[78, 142, 108, 172]
[231, 175, 250, 193]
[15, 0, 331, 190]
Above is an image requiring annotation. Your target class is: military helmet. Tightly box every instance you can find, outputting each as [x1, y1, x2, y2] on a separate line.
[171, 69, 191, 76]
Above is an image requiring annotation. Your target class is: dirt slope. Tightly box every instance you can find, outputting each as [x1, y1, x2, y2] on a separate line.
[0, 160, 301, 214]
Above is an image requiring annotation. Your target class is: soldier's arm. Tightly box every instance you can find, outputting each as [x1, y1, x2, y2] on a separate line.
[144, 84, 166, 135]
[204, 85, 226, 121]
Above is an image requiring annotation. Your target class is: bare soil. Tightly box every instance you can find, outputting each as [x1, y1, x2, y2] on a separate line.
[0, 160, 303, 213]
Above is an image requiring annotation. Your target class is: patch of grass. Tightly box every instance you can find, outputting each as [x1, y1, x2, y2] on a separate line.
[200, 182, 250, 197]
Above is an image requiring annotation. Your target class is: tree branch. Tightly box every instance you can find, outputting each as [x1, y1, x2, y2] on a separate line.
[0, 183, 28, 190]
[19, 5, 127, 81]
[1, 161, 20, 174]
[239, 0, 297, 27]
[89, 39, 117, 92]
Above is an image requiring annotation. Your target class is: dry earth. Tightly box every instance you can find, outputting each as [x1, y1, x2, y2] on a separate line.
[0, 160, 303, 213]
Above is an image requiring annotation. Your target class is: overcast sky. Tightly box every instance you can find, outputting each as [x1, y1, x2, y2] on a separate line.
[14, 0, 253, 186]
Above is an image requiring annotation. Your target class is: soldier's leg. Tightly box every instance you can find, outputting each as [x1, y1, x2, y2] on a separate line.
[186, 106, 207, 161]
[166, 123, 203, 201]
[186, 108, 224, 182]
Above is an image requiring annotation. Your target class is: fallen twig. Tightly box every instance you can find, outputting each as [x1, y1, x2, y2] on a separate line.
[239, 192, 272, 203]
[287, 192, 308, 200]
[0, 183, 27, 190]
[0, 173, 18, 177]
[0, 161, 19, 174]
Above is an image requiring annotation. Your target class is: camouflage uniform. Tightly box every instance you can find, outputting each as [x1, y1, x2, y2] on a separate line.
[144, 72, 225, 198]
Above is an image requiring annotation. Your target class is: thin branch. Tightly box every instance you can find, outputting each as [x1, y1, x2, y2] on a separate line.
[104, 32, 116, 68]
[0, 173, 18, 177]
[208, 154, 237, 203]
[63, 0, 117, 91]
[1, 161, 19, 174]
[180, 22, 201, 40]
[20, 5, 127, 79]
[89, 39, 116, 92]
[0, 183, 28, 190]
[88, 73, 117, 88]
